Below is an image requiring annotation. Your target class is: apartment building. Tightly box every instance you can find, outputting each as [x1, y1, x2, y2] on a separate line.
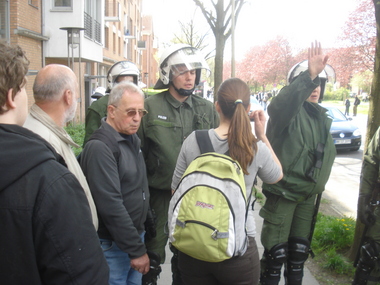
[0, 0, 158, 123]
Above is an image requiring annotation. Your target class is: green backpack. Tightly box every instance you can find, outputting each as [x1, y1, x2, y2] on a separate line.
[168, 130, 250, 262]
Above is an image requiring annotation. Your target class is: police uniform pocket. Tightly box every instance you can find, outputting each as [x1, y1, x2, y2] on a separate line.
[193, 113, 211, 129]
[259, 206, 285, 227]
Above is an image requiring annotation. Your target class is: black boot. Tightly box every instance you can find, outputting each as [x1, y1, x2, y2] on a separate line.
[352, 241, 380, 285]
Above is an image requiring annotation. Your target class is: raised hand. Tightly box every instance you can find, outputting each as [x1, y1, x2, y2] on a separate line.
[308, 41, 329, 80]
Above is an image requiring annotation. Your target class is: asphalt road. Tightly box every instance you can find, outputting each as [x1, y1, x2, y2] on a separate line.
[323, 113, 368, 218]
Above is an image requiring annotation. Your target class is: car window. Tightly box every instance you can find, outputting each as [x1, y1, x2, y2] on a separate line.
[327, 107, 347, 122]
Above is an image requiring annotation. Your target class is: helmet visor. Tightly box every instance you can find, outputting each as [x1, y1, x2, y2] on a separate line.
[166, 48, 211, 78]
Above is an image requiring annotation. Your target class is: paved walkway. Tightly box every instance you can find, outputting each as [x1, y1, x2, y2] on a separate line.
[156, 202, 320, 285]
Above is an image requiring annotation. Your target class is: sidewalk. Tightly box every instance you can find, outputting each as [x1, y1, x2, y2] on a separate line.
[156, 203, 320, 285]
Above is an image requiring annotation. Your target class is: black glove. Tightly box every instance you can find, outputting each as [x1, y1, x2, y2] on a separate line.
[142, 251, 162, 285]
[358, 194, 376, 226]
[144, 208, 157, 241]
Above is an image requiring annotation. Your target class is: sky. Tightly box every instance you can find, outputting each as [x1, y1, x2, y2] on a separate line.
[142, 0, 360, 60]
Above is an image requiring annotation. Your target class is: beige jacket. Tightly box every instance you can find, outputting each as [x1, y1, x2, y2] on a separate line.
[24, 104, 98, 230]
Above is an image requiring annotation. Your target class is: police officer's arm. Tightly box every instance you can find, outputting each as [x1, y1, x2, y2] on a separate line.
[211, 104, 220, 128]
[268, 72, 319, 133]
[83, 108, 102, 146]
[137, 114, 149, 159]
[268, 42, 328, 134]
[360, 127, 380, 197]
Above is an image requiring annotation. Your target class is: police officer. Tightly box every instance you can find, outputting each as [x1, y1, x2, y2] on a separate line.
[353, 126, 380, 285]
[137, 44, 219, 284]
[84, 60, 140, 145]
[259, 42, 336, 285]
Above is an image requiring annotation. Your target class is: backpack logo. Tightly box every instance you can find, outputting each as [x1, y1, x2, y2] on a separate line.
[195, 201, 214, 210]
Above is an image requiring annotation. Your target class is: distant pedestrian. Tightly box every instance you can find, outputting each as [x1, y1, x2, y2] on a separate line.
[345, 98, 351, 116]
[353, 95, 361, 116]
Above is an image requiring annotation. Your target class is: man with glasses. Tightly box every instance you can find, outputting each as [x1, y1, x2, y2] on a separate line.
[80, 81, 150, 285]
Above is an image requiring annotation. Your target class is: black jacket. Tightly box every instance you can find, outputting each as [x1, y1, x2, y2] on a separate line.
[81, 120, 149, 258]
[0, 124, 109, 284]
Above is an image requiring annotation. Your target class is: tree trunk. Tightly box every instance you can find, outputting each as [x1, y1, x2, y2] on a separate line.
[213, 33, 225, 101]
[348, 0, 380, 262]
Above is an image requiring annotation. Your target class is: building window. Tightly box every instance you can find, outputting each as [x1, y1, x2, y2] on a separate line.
[0, 0, 9, 41]
[104, 27, 109, 49]
[28, 0, 39, 8]
[53, 0, 72, 11]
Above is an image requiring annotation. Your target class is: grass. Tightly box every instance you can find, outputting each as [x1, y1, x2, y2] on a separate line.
[312, 213, 356, 277]
[323, 100, 369, 116]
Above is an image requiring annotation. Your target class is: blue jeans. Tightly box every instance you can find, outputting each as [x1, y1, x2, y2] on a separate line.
[100, 233, 145, 285]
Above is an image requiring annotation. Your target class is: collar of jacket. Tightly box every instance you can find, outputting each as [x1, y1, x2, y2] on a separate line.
[303, 101, 327, 119]
[165, 90, 194, 109]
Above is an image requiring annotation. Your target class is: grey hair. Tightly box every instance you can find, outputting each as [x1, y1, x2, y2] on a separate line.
[108, 81, 144, 106]
[33, 65, 77, 102]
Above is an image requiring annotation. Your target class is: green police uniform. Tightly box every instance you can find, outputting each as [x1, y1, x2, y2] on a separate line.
[137, 90, 219, 262]
[83, 94, 109, 146]
[259, 71, 336, 285]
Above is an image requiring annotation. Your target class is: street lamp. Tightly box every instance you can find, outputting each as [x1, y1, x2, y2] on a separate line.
[60, 27, 85, 123]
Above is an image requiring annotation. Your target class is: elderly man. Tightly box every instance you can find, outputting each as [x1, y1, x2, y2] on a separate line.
[0, 42, 108, 284]
[24, 64, 98, 229]
[80, 81, 150, 285]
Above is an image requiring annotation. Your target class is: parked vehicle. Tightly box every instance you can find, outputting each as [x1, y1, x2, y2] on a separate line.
[323, 106, 361, 151]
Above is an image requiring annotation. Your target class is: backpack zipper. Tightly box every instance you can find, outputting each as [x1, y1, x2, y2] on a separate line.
[184, 220, 219, 240]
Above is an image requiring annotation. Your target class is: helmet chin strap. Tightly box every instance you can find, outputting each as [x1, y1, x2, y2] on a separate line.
[172, 82, 195, 97]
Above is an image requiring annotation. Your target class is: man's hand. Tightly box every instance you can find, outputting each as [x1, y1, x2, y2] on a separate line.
[308, 41, 329, 80]
[131, 253, 150, 275]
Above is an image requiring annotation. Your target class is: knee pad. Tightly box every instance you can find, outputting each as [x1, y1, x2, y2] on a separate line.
[288, 236, 310, 264]
[353, 240, 380, 285]
[285, 237, 310, 285]
[260, 243, 288, 285]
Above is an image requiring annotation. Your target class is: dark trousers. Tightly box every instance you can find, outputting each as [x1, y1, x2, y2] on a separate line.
[178, 237, 260, 285]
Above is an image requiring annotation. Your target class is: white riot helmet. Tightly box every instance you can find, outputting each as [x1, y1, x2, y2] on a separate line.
[287, 60, 336, 102]
[107, 61, 140, 89]
[154, 44, 211, 95]
[91, 86, 106, 99]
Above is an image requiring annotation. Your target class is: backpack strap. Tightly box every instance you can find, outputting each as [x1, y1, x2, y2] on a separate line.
[88, 129, 121, 166]
[195, 130, 214, 154]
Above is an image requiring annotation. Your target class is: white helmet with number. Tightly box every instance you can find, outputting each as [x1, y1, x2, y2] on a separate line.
[287, 60, 336, 102]
[107, 61, 140, 89]
[154, 44, 211, 90]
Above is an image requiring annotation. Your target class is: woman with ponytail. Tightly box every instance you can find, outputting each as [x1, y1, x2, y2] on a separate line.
[171, 77, 283, 285]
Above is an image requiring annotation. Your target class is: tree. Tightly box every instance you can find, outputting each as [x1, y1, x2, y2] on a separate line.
[193, 0, 246, 98]
[329, 0, 376, 89]
[236, 36, 296, 90]
[348, 0, 380, 262]
[173, 18, 214, 60]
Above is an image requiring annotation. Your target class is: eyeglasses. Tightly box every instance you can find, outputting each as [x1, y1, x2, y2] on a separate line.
[112, 106, 148, 117]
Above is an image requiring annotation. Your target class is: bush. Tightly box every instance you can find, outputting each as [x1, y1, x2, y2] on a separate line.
[324, 87, 350, 101]
[65, 123, 85, 156]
